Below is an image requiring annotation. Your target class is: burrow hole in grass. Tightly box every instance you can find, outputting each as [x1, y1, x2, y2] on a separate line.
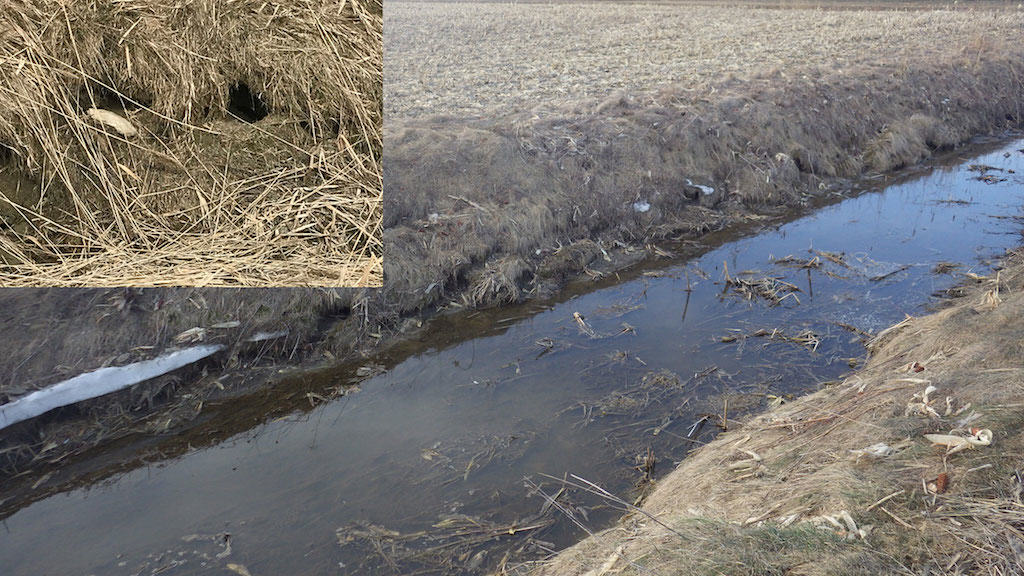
[228, 82, 269, 122]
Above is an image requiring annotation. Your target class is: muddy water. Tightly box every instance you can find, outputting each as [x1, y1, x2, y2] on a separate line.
[4, 139, 1024, 575]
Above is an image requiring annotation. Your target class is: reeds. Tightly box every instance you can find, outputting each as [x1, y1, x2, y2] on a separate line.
[0, 0, 382, 286]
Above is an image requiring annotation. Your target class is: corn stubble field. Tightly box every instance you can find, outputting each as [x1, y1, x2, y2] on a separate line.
[386, 2, 1024, 119]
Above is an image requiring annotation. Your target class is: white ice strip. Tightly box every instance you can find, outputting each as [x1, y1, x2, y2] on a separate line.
[0, 344, 224, 431]
[685, 179, 715, 195]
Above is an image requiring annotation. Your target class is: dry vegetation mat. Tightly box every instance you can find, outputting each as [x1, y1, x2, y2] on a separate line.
[0, 0, 382, 286]
[525, 250, 1024, 575]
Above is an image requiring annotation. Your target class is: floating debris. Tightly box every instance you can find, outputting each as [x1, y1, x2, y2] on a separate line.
[633, 447, 656, 487]
[573, 311, 599, 338]
[226, 564, 252, 576]
[593, 299, 645, 318]
[560, 367, 716, 436]
[772, 254, 822, 269]
[968, 164, 1008, 183]
[867, 263, 910, 282]
[811, 249, 849, 267]
[721, 262, 801, 306]
[720, 327, 820, 351]
[833, 321, 874, 340]
[336, 512, 554, 574]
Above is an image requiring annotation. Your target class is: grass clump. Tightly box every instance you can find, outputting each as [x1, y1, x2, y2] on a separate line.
[648, 519, 852, 576]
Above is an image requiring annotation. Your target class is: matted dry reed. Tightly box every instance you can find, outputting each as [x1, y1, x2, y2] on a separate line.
[0, 0, 382, 286]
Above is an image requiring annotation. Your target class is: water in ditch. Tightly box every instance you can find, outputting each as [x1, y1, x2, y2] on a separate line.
[3, 138, 1024, 575]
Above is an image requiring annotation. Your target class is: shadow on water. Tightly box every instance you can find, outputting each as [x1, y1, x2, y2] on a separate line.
[3, 137, 1024, 575]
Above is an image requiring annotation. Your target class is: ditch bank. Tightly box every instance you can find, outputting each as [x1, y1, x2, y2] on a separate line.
[527, 251, 1024, 576]
[3, 12, 1024, 509]
[385, 44, 1024, 313]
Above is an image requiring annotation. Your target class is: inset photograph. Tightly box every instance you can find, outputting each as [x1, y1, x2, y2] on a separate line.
[0, 0, 382, 286]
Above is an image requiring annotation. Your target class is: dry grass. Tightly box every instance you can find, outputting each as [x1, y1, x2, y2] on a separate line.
[0, 0, 381, 286]
[5, 0, 1024, 512]
[0, 285, 371, 482]
[527, 248, 1024, 576]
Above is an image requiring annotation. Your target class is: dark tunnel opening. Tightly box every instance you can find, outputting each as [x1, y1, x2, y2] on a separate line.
[228, 82, 269, 122]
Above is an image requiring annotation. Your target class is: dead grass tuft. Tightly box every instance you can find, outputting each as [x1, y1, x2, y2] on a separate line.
[468, 256, 531, 306]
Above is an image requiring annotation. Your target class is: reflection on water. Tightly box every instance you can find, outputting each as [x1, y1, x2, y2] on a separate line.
[3, 140, 1024, 575]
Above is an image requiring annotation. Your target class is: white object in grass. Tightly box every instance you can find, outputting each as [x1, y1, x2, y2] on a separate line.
[86, 107, 138, 137]
[686, 179, 715, 195]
